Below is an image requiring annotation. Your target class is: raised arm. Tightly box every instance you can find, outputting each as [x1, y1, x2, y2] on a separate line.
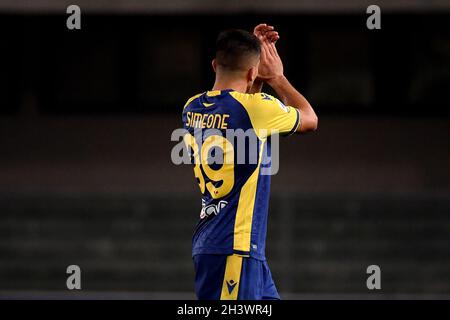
[256, 32, 318, 133]
[249, 23, 280, 94]
[268, 74, 318, 133]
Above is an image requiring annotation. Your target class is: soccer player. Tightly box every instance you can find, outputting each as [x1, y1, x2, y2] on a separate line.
[182, 24, 318, 300]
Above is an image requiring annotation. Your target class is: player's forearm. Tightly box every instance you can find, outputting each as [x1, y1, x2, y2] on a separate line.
[268, 75, 313, 114]
[267, 75, 318, 132]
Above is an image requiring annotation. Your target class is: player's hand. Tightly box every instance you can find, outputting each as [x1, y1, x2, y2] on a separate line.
[253, 23, 280, 43]
[256, 38, 284, 82]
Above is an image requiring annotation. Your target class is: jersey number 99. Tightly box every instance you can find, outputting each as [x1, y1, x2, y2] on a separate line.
[184, 133, 235, 199]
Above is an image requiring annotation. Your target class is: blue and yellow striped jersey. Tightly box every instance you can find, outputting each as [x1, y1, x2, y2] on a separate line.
[182, 89, 300, 260]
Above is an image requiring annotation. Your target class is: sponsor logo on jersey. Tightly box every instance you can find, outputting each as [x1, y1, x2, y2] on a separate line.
[200, 199, 228, 219]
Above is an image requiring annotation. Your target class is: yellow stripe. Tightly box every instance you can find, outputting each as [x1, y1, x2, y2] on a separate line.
[233, 139, 266, 253]
[220, 254, 243, 300]
[206, 90, 221, 97]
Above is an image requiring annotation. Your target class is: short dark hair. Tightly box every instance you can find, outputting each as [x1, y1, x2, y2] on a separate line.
[215, 29, 261, 72]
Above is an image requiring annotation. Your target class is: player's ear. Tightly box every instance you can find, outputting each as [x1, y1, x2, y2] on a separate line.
[246, 68, 251, 83]
[248, 65, 258, 82]
[212, 59, 217, 73]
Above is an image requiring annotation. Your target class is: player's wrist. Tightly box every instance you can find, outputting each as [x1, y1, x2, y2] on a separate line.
[266, 74, 286, 88]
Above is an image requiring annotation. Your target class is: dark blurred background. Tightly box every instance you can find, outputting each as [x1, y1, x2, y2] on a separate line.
[0, 0, 449, 299]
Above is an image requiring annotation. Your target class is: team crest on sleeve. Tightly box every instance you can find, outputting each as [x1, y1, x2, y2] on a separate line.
[261, 93, 273, 101]
[276, 98, 290, 113]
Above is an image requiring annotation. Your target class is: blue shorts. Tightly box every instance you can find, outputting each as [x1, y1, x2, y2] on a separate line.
[193, 254, 280, 300]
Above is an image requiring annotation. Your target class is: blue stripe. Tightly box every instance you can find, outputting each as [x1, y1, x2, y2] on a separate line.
[286, 109, 300, 136]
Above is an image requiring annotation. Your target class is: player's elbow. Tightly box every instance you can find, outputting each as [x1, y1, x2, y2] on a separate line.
[309, 115, 319, 131]
[300, 115, 318, 133]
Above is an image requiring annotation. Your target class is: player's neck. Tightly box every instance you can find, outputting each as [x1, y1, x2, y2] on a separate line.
[212, 78, 248, 94]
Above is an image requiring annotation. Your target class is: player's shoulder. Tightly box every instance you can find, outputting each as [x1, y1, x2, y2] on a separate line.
[230, 91, 277, 104]
[183, 92, 204, 110]
[230, 91, 281, 110]
[229, 91, 275, 101]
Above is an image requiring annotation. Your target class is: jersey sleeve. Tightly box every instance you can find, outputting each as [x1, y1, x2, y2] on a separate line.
[231, 92, 300, 139]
